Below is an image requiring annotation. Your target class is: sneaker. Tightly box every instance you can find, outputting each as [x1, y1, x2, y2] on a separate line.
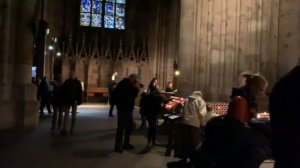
[123, 144, 134, 150]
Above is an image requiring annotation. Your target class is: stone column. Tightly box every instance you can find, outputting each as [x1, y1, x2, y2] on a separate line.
[277, 0, 300, 77]
[177, 0, 196, 97]
[12, 0, 38, 128]
[0, 0, 15, 129]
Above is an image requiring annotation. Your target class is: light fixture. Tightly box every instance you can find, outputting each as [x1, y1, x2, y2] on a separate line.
[46, 28, 50, 35]
[48, 45, 54, 50]
[175, 70, 180, 76]
[56, 52, 61, 56]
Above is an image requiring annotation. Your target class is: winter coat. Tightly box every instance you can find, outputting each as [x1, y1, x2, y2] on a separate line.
[181, 91, 207, 128]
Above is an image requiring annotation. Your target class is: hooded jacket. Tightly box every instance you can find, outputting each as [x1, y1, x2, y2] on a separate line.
[181, 91, 207, 128]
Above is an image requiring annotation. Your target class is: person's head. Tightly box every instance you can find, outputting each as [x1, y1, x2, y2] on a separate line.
[167, 81, 173, 88]
[149, 78, 158, 86]
[238, 71, 252, 87]
[128, 73, 140, 86]
[246, 73, 268, 97]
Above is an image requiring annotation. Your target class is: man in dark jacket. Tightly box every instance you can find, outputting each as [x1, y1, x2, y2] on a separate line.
[269, 65, 300, 168]
[38, 76, 52, 116]
[61, 71, 83, 134]
[114, 73, 140, 153]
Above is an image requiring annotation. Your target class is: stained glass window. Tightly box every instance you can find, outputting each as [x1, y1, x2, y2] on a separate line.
[80, 0, 125, 29]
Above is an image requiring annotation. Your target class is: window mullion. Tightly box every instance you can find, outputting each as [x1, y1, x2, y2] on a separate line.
[90, 0, 93, 26]
[114, 2, 116, 29]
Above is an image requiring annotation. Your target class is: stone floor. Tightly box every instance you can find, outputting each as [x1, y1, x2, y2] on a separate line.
[0, 104, 274, 168]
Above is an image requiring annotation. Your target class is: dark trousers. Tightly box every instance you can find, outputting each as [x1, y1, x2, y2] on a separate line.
[40, 98, 52, 114]
[115, 109, 133, 150]
[145, 115, 157, 143]
[62, 103, 77, 133]
[109, 104, 115, 116]
[140, 112, 147, 128]
[174, 124, 200, 159]
[51, 105, 63, 130]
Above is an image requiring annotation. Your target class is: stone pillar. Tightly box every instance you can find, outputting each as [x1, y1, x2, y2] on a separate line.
[177, 0, 196, 97]
[277, 0, 300, 77]
[0, 0, 16, 129]
[11, 0, 38, 128]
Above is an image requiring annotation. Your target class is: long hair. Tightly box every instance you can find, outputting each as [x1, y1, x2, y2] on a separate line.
[149, 78, 157, 87]
[147, 78, 158, 95]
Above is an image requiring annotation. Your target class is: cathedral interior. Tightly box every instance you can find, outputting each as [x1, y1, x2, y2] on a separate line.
[0, 0, 300, 167]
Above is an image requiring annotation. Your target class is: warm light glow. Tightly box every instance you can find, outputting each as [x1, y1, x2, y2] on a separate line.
[175, 70, 180, 76]
[48, 45, 54, 50]
[56, 52, 61, 56]
[112, 72, 118, 81]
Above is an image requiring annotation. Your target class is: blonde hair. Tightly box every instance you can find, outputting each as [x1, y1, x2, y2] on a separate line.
[247, 73, 268, 89]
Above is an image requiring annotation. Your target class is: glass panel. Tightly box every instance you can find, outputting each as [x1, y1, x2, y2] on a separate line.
[115, 17, 125, 29]
[116, 0, 125, 4]
[106, 0, 115, 2]
[92, 14, 102, 27]
[104, 15, 114, 28]
[116, 4, 125, 17]
[81, 0, 91, 13]
[80, 13, 91, 26]
[93, 0, 102, 14]
[105, 3, 115, 15]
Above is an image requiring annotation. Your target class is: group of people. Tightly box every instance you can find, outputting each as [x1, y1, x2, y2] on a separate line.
[110, 75, 176, 153]
[33, 72, 83, 134]
[167, 65, 300, 168]
[34, 65, 300, 167]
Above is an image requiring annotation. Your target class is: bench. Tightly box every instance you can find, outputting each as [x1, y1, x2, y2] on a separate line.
[86, 86, 109, 102]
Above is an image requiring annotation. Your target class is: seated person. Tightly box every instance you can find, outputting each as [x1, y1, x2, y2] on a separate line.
[165, 81, 177, 93]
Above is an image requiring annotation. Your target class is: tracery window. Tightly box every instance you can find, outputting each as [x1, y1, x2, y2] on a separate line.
[80, 0, 126, 29]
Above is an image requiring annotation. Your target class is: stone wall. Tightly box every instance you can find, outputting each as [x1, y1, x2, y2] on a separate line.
[178, 0, 282, 101]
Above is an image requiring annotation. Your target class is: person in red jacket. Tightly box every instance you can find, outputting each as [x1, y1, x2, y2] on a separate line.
[227, 73, 268, 124]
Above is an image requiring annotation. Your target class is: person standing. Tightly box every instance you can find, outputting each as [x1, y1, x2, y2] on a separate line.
[147, 78, 160, 95]
[108, 81, 117, 117]
[114, 73, 140, 153]
[143, 78, 164, 147]
[51, 75, 63, 131]
[61, 71, 83, 134]
[227, 73, 268, 124]
[38, 76, 52, 116]
[269, 65, 300, 168]
[174, 91, 207, 164]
